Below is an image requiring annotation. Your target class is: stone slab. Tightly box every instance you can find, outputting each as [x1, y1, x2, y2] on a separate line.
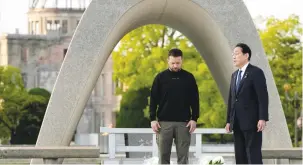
[0, 146, 99, 158]
[262, 148, 303, 159]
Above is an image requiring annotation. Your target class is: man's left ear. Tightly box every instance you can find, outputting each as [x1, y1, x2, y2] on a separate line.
[245, 53, 249, 59]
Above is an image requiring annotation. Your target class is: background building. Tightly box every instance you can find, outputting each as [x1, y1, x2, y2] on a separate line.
[0, 0, 120, 147]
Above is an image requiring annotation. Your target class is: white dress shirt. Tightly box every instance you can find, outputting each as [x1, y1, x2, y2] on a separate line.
[238, 62, 249, 78]
[236, 62, 249, 83]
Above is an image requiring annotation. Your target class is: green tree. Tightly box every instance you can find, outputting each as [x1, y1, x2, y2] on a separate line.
[258, 15, 302, 146]
[0, 66, 48, 144]
[0, 65, 28, 142]
[11, 88, 50, 144]
[116, 88, 150, 128]
[113, 25, 227, 142]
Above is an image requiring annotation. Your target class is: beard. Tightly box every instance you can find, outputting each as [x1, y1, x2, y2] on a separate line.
[169, 67, 181, 72]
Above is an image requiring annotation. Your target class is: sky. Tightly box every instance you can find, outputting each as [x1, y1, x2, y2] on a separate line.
[0, 0, 302, 34]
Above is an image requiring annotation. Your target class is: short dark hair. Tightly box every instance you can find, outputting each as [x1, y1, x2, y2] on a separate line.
[235, 43, 251, 60]
[168, 48, 183, 58]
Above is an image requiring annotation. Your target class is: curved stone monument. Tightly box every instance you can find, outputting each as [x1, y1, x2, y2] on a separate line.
[31, 0, 292, 164]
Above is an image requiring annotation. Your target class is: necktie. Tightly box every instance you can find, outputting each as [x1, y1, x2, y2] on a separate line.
[236, 70, 242, 92]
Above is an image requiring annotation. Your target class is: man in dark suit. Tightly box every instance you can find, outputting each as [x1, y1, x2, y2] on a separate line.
[225, 43, 269, 164]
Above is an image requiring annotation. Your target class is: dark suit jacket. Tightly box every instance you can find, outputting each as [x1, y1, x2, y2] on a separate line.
[226, 63, 269, 131]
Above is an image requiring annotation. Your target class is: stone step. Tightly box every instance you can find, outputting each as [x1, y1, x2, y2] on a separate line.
[0, 158, 101, 164]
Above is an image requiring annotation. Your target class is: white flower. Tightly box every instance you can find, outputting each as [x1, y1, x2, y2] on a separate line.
[199, 156, 224, 165]
[209, 156, 224, 164]
[199, 156, 213, 165]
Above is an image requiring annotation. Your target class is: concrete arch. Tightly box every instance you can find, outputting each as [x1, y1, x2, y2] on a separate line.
[32, 0, 291, 163]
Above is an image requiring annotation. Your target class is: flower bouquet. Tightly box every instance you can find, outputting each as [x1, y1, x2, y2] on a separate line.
[200, 156, 224, 165]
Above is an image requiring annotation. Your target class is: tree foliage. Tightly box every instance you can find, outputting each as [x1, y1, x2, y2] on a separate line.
[259, 14, 302, 146]
[0, 66, 49, 144]
[11, 88, 50, 144]
[0, 65, 28, 141]
[116, 88, 150, 128]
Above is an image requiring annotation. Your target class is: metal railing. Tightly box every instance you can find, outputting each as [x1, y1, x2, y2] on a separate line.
[99, 127, 229, 159]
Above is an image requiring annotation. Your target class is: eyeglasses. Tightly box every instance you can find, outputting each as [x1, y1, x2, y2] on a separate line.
[232, 53, 244, 56]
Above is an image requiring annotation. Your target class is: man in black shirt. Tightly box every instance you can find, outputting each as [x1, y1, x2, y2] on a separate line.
[149, 48, 200, 164]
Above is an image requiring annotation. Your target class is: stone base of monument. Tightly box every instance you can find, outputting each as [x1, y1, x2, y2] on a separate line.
[102, 158, 201, 165]
[0, 158, 101, 164]
[43, 158, 59, 164]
